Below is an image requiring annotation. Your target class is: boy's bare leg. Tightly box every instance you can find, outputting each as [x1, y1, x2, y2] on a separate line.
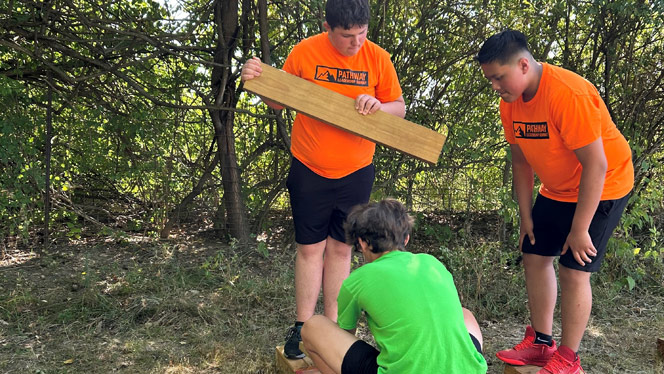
[463, 307, 483, 349]
[559, 266, 592, 352]
[523, 253, 557, 335]
[295, 241, 326, 322]
[302, 315, 359, 374]
[322, 237, 352, 321]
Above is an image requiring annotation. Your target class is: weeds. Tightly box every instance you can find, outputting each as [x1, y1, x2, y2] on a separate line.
[0, 213, 662, 373]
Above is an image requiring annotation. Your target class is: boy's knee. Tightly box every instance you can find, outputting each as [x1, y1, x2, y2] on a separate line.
[523, 253, 554, 269]
[559, 266, 591, 284]
[302, 315, 326, 342]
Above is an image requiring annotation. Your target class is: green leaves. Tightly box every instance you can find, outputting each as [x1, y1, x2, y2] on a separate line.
[0, 0, 662, 266]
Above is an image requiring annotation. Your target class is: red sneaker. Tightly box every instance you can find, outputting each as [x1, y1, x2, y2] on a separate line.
[496, 326, 557, 366]
[537, 346, 585, 374]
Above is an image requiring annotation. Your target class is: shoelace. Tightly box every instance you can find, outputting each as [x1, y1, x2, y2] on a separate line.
[542, 352, 570, 373]
[513, 337, 534, 351]
[285, 326, 301, 341]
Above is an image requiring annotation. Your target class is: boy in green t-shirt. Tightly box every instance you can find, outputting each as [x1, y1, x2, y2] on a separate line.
[301, 199, 488, 374]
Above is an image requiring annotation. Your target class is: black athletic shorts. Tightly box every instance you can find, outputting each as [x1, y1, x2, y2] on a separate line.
[522, 192, 630, 272]
[341, 340, 379, 374]
[341, 334, 483, 374]
[286, 157, 374, 245]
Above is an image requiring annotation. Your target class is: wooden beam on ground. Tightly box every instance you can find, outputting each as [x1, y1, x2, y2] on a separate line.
[657, 337, 664, 359]
[243, 63, 446, 165]
[275, 345, 321, 374]
[503, 364, 541, 374]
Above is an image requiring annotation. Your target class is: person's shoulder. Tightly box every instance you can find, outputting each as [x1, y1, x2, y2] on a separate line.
[344, 265, 366, 285]
[413, 252, 445, 267]
[544, 63, 599, 97]
[290, 33, 326, 52]
[361, 39, 391, 58]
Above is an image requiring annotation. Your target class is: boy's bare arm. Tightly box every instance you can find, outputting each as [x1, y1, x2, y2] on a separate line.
[355, 94, 405, 117]
[510, 144, 536, 250]
[380, 95, 406, 118]
[563, 138, 607, 265]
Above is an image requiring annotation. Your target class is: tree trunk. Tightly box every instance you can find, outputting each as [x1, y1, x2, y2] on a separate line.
[210, 0, 250, 244]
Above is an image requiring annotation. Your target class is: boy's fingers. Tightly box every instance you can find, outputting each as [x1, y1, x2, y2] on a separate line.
[589, 246, 597, 256]
[575, 253, 586, 266]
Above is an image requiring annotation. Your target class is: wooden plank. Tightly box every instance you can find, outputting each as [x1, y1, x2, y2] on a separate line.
[657, 337, 664, 359]
[243, 63, 446, 165]
[275, 345, 321, 374]
[503, 364, 541, 374]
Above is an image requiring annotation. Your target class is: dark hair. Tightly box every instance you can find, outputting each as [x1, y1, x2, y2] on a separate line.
[325, 0, 370, 30]
[344, 199, 414, 254]
[475, 29, 530, 64]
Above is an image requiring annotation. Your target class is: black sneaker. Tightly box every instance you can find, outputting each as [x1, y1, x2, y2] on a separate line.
[284, 325, 305, 359]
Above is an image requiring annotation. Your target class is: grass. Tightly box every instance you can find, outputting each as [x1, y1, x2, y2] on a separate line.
[0, 215, 662, 373]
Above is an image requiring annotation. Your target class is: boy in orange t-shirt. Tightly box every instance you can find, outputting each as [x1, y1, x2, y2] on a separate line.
[477, 30, 633, 374]
[241, 0, 405, 360]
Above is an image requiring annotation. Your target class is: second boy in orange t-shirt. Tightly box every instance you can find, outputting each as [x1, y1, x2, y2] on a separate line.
[477, 30, 633, 374]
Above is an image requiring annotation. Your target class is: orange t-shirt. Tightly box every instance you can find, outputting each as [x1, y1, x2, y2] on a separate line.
[282, 33, 402, 178]
[500, 63, 633, 202]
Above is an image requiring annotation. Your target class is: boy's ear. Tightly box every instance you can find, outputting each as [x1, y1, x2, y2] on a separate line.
[517, 56, 530, 74]
[323, 21, 331, 32]
[404, 234, 410, 246]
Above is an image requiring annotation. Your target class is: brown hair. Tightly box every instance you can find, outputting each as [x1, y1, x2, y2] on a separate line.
[344, 199, 414, 253]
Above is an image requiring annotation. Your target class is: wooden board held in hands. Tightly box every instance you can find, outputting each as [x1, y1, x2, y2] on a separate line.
[243, 63, 446, 165]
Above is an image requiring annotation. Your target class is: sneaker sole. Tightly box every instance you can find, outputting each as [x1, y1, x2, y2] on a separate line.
[284, 352, 306, 359]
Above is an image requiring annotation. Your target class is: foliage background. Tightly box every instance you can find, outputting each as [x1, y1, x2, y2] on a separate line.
[4, 0, 661, 283]
[0, 0, 662, 299]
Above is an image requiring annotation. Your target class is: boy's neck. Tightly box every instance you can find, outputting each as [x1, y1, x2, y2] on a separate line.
[522, 61, 543, 102]
[364, 249, 395, 263]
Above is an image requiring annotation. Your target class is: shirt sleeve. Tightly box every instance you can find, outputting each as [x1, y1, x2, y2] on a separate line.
[553, 92, 602, 150]
[500, 100, 516, 144]
[337, 283, 361, 330]
[373, 49, 402, 103]
[282, 44, 301, 77]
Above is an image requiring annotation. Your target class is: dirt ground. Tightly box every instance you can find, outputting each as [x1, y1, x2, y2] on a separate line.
[0, 229, 662, 374]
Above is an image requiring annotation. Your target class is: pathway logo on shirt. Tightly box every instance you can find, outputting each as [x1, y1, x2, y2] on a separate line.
[513, 121, 549, 139]
[315, 65, 368, 86]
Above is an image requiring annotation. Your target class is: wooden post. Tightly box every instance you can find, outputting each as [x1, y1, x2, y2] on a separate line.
[657, 337, 664, 359]
[243, 63, 446, 165]
[503, 364, 542, 374]
[275, 345, 321, 374]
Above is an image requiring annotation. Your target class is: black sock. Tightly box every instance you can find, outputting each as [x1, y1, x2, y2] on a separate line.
[534, 331, 553, 346]
[294, 321, 304, 330]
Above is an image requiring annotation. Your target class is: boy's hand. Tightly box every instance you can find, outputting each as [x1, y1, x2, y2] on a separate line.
[241, 57, 263, 83]
[562, 229, 597, 266]
[519, 217, 535, 252]
[355, 94, 381, 115]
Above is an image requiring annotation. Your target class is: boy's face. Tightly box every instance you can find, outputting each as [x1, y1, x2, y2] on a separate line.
[480, 58, 529, 103]
[323, 22, 368, 57]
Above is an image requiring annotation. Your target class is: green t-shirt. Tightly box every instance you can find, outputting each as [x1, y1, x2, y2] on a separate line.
[337, 251, 488, 373]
